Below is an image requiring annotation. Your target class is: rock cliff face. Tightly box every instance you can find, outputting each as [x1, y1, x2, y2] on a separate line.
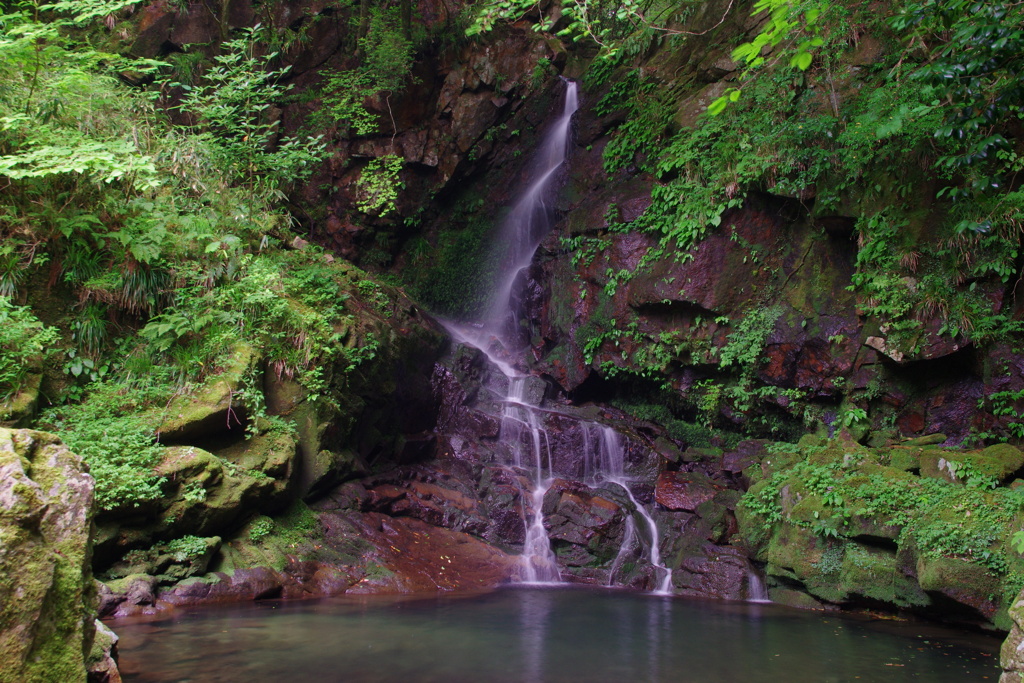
[0, 429, 117, 683]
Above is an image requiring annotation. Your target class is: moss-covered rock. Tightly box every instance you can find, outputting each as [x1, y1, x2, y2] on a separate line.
[154, 344, 258, 442]
[920, 446, 1024, 486]
[916, 555, 1001, 621]
[0, 429, 108, 682]
[1001, 590, 1024, 682]
[737, 435, 1024, 629]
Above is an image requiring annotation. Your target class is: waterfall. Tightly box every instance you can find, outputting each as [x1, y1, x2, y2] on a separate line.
[504, 376, 560, 583]
[590, 427, 673, 594]
[480, 80, 579, 348]
[746, 568, 771, 603]
[442, 80, 671, 592]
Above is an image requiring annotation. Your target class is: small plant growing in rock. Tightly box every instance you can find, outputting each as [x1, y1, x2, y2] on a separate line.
[813, 545, 844, 575]
[181, 480, 207, 505]
[166, 535, 209, 562]
[249, 517, 275, 543]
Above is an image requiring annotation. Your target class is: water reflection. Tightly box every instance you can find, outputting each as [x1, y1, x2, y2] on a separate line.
[519, 588, 551, 683]
[113, 587, 1000, 682]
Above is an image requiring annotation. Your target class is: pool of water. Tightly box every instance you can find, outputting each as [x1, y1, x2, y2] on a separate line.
[112, 586, 1000, 682]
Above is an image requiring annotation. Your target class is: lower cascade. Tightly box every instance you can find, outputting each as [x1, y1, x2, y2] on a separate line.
[444, 79, 672, 591]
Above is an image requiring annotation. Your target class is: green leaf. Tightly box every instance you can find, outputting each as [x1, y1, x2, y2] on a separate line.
[707, 96, 730, 116]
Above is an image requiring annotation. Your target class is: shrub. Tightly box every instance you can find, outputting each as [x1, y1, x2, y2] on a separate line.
[0, 296, 59, 399]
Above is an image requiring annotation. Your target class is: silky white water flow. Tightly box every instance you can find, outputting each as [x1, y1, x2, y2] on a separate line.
[443, 81, 672, 590]
[480, 81, 580, 344]
[444, 80, 579, 583]
[587, 426, 673, 594]
[746, 568, 771, 603]
[505, 376, 561, 583]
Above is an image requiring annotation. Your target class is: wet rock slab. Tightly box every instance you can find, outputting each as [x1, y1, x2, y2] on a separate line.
[343, 513, 519, 592]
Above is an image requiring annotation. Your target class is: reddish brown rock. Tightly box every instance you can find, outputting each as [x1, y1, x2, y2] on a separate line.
[655, 472, 721, 511]
[672, 544, 752, 600]
[346, 513, 518, 592]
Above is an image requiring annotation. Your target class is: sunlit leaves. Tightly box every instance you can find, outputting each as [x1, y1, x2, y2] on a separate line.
[356, 154, 404, 216]
[0, 136, 159, 186]
[42, 0, 145, 25]
[707, 87, 741, 116]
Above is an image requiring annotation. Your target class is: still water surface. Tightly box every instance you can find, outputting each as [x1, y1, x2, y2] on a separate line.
[113, 586, 1000, 682]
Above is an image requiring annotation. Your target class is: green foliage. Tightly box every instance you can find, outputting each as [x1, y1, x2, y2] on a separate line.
[597, 71, 675, 175]
[43, 0, 146, 25]
[173, 25, 325, 210]
[0, 6, 162, 188]
[311, 7, 416, 220]
[166, 535, 208, 562]
[0, 295, 58, 399]
[572, 0, 1024, 367]
[693, 379, 722, 426]
[52, 412, 166, 512]
[249, 516, 275, 542]
[180, 479, 207, 504]
[561, 234, 611, 270]
[710, 0, 826, 114]
[316, 4, 413, 134]
[356, 154, 404, 216]
[892, 1, 1024, 201]
[469, 0, 695, 60]
[359, 6, 416, 93]
[718, 306, 782, 373]
[939, 457, 997, 490]
[840, 406, 868, 429]
[466, 0, 539, 36]
[320, 70, 380, 136]
[1013, 529, 1024, 555]
[813, 545, 844, 574]
[986, 389, 1024, 440]
[140, 252, 377, 397]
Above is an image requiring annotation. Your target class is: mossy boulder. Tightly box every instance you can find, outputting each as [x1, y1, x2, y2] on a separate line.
[95, 437, 297, 565]
[0, 429, 106, 682]
[103, 536, 222, 584]
[156, 443, 292, 536]
[837, 544, 929, 607]
[920, 444, 1024, 486]
[154, 344, 258, 442]
[915, 554, 1001, 621]
[738, 436, 1024, 628]
[885, 446, 923, 472]
[765, 524, 825, 582]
